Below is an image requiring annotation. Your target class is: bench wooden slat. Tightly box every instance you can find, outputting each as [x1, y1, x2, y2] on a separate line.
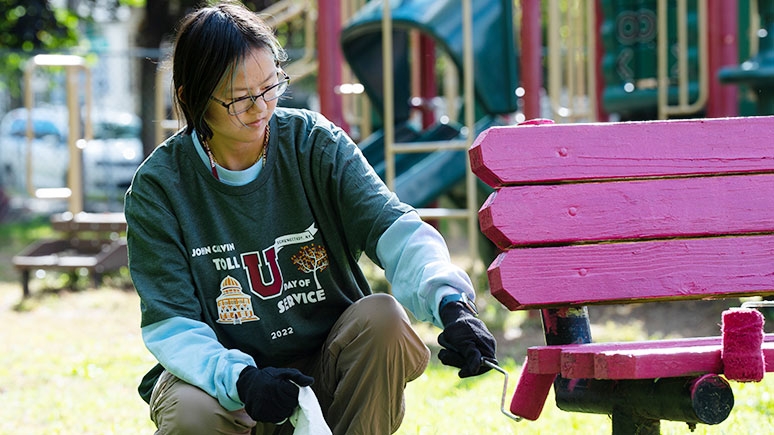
[50, 212, 127, 233]
[596, 341, 774, 380]
[469, 116, 774, 188]
[526, 334, 774, 379]
[594, 345, 725, 380]
[489, 235, 774, 311]
[527, 336, 729, 375]
[480, 174, 774, 249]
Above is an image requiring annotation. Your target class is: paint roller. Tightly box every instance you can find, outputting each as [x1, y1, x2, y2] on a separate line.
[485, 358, 556, 422]
[721, 303, 767, 382]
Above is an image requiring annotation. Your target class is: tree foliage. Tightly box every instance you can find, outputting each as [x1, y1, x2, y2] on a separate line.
[0, 0, 153, 103]
[0, 0, 82, 102]
[0, 0, 80, 50]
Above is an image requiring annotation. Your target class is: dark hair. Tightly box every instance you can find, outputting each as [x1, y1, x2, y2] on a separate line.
[172, 1, 287, 141]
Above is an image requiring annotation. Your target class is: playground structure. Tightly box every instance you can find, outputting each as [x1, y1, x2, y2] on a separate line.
[720, 0, 774, 113]
[344, 0, 769, 274]
[22, 54, 93, 212]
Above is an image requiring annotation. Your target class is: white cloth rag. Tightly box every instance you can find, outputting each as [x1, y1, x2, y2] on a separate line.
[289, 385, 331, 435]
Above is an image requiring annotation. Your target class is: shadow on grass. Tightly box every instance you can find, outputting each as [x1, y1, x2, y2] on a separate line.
[9, 268, 135, 313]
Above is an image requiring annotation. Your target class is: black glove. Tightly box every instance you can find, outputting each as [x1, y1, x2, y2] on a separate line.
[236, 365, 314, 423]
[438, 301, 498, 378]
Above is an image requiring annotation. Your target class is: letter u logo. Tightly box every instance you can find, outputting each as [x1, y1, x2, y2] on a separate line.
[241, 246, 283, 299]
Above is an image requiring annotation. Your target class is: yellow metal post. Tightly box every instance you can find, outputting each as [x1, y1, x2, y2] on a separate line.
[380, 0, 481, 276]
[23, 55, 92, 213]
[382, 0, 395, 191]
[657, 0, 708, 119]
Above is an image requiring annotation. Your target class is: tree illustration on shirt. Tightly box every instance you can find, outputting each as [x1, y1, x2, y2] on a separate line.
[290, 244, 329, 289]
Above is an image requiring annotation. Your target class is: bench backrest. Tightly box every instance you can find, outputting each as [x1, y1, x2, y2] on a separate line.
[470, 117, 774, 311]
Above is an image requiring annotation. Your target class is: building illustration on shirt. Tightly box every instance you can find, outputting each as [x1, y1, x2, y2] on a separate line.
[216, 275, 260, 324]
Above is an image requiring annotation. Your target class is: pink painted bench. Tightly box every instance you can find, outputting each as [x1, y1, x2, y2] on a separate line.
[470, 116, 774, 434]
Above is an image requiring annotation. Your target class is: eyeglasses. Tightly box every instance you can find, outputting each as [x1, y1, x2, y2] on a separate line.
[210, 72, 290, 115]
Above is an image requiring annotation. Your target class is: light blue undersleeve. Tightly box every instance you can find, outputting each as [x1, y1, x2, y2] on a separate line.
[376, 211, 475, 328]
[192, 129, 262, 186]
[142, 317, 256, 411]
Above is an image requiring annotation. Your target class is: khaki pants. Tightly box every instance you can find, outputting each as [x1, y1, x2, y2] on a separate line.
[149, 293, 430, 435]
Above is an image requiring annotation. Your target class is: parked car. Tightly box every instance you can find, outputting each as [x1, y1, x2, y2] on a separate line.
[0, 106, 143, 211]
[0, 107, 69, 193]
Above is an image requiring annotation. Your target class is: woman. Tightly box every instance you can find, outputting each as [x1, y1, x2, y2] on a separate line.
[125, 2, 497, 434]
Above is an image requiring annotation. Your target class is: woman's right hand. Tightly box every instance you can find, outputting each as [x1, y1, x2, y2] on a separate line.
[236, 365, 315, 423]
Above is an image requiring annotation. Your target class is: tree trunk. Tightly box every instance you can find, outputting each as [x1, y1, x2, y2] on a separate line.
[135, 0, 177, 157]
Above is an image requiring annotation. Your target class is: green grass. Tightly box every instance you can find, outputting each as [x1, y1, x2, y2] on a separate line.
[0, 215, 53, 280]
[1, 285, 773, 435]
[0, 285, 156, 434]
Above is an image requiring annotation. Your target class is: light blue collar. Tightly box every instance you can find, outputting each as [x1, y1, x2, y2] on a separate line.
[192, 129, 262, 186]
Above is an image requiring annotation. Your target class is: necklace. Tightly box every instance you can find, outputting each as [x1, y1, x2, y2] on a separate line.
[202, 124, 270, 181]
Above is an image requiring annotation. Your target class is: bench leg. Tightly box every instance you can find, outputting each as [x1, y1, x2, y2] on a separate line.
[542, 307, 734, 433]
[612, 411, 659, 435]
[20, 269, 30, 299]
[541, 306, 592, 345]
[555, 375, 733, 434]
[92, 272, 103, 289]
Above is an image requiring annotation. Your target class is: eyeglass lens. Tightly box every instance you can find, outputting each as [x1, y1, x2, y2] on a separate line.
[228, 74, 288, 115]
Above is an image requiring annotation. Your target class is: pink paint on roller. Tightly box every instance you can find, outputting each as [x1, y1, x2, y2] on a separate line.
[517, 118, 555, 126]
[509, 357, 557, 420]
[721, 308, 765, 382]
